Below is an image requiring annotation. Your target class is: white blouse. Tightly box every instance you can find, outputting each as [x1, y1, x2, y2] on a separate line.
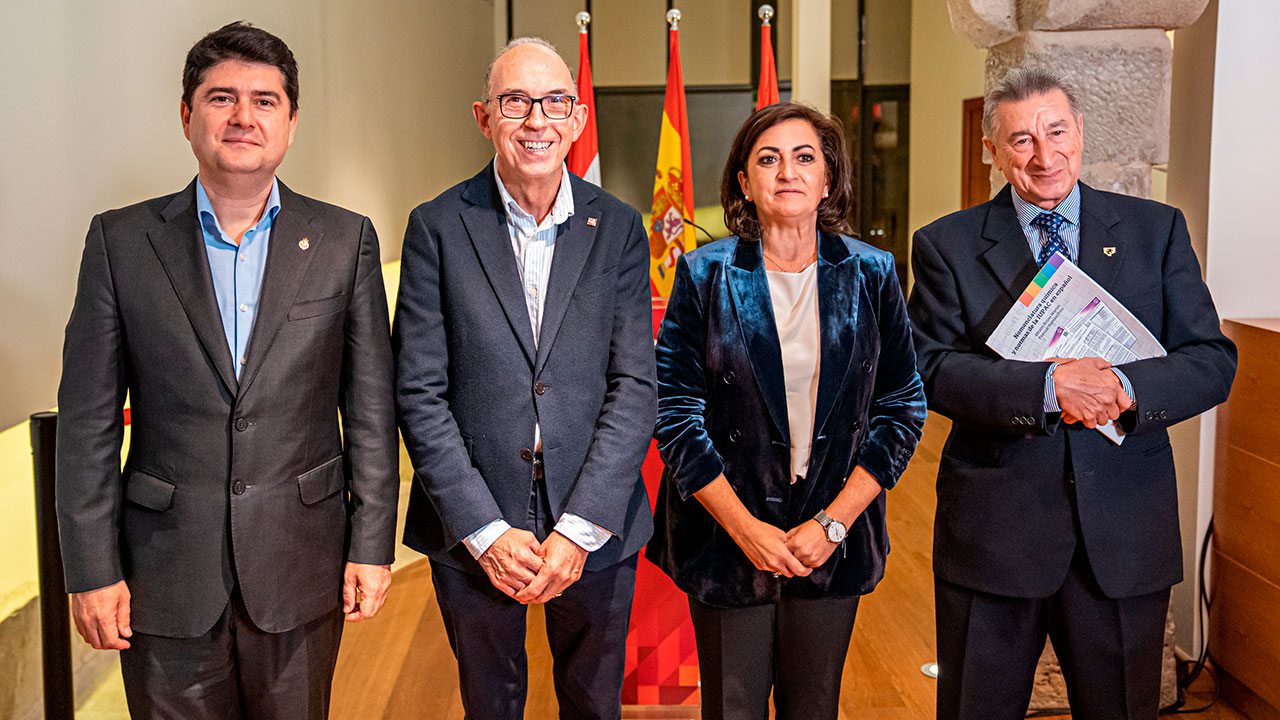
[765, 264, 821, 481]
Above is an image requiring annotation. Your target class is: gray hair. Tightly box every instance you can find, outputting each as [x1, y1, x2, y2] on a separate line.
[481, 37, 572, 101]
[982, 66, 1082, 140]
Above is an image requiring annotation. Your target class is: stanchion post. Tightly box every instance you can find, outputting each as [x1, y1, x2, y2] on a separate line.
[30, 411, 75, 720]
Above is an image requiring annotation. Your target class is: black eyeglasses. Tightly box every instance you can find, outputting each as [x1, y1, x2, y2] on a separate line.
[492, 93, 577, 120]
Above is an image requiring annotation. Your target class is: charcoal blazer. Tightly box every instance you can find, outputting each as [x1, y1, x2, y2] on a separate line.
[394, 163, 656, 573]
[56, 178, 400, 638]
[647, 232, 926, 608]
[908, 182, 1237, 600]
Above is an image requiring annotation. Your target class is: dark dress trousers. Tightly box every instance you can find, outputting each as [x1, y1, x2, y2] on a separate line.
[393, 163, 656, 719]
[907, 183, 1237, 719]
[648, 233, 926, 718]
[56, 179, 399, 717]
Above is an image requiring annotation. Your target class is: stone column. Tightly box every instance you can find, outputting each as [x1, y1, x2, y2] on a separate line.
[944, 0, 1209, 711]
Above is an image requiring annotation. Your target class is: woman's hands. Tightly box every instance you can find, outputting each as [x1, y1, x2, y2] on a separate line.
[727, 515, 813, 577]
[784, 520, 840, 568]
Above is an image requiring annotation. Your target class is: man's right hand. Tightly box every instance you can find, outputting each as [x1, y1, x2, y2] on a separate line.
[478, 528, 545, 599]
[1051, 357, 1131, 428]
[71, 580, 132, 650]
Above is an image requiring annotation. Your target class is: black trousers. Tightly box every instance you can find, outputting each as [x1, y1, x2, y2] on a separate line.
[935, 542, 1170, 720]
[119, 588, 344, 720]
[431, 473, 638, 720]
[688, 593, 861, 720]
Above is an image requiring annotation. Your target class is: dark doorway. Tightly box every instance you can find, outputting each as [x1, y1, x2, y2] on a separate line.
[833, 81, 910, 288]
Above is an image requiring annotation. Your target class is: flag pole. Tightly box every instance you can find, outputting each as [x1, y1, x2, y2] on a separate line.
[567, 11, 601, 185]
[756, 4, 779, 110]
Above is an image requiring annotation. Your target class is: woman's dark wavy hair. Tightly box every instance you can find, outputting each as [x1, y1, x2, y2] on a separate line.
[721, 102, 854, 241]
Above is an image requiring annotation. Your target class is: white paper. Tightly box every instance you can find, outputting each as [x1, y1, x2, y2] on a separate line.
[986, 252, 1166, 444]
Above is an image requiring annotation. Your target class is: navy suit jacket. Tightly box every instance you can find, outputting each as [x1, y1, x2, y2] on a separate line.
[393, 164, 656, 573]
[908, 183, 1236, 599]
[648, 232, 926, 608]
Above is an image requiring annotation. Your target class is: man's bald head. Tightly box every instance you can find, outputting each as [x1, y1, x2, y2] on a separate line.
[482, 37, 574, 101]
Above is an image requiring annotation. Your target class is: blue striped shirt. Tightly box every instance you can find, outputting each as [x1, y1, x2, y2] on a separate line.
[1010, 185, 1136, 415]
[461, 163, 613, 560]
[197, 177, 280, 378]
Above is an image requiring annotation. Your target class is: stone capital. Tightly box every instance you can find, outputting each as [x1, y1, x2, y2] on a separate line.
[948, 0, 1209, 48]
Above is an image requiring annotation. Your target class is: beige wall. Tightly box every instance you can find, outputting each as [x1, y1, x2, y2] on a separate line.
[591, 0, 753, 87]
[864, 0, 912, 85]
[906, 0, 987, 263]
[1165, 1, 1218, 656]
[0, 0, 496, 429]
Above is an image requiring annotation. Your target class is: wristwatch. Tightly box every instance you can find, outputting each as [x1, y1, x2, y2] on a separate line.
[814, 509, 847, 544]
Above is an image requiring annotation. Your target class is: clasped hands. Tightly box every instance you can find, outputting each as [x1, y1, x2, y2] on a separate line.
[478, 528, 588, 604]
[1049, 356, 1133, 428]
[728, 516, 838, 579]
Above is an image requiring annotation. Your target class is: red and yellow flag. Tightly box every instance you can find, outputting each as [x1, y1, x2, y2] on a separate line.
[648, 23, 695, 298]
[756, 20, 779, 110]
[567, 22, 600, 186]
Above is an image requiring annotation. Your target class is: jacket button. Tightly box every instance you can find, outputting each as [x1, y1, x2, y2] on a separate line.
[1159, 410, 1167, 419]
[862, 360, 873, 373]
[232, 480, 246, 495]
[728, 429, 742, 442]
[234, 417, 249, 432]
[520, 448, 534, 461]
[1145, 411, 1154, 420]
[852, 420, 862, 432]
[723, 371, 736, 385]
[534, 382, 547, 396]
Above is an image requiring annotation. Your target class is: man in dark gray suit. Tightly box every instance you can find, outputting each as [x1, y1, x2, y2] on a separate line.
[394, 37, 656, 720]
[56, 22, 398, 718]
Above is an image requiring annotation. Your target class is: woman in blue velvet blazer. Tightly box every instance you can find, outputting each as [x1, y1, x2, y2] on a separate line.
[647, 103, 927, 719]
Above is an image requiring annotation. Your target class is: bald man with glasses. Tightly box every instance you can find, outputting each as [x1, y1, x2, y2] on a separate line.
[392, 38, 656, 720]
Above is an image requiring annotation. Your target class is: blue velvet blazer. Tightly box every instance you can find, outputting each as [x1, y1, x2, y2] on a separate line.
[646, 231, 927, 608]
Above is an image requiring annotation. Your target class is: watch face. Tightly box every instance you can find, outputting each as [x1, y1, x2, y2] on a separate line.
[826, 521, 847, 543]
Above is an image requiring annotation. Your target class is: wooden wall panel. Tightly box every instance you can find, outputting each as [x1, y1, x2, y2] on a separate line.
[1213, 318, 1280, 716]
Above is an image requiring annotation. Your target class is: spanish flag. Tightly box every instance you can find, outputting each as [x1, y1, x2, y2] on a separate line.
[567, 22, 600, 186]
[648, 21, 695, 298]
[756, 18, 779, 109]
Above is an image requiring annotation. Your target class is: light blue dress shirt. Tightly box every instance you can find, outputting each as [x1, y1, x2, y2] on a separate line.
[459, 163, 613, 560]
[1009, 184, 1136, 413]
[196, 177, 280, 378]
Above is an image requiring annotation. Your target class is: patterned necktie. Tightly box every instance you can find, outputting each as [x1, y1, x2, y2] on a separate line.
[1031, 211, 1068, 266]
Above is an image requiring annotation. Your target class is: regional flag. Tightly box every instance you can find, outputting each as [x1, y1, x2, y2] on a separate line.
[648, 21, 695, 298]
[567, 22, 601, 186]
[756, 17, 779, 109]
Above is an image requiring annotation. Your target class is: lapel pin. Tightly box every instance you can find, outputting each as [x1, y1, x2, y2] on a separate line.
[1103, 246, 1116, 257]
[298, 238, 310, 250]
[586, 217, 598, 227]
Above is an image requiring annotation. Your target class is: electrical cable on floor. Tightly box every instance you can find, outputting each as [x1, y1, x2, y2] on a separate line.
[1161, 517, 1219, 715]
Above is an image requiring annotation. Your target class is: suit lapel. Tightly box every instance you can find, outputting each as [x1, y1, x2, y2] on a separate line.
[460, 166, 537, 366]
[1075, 183, 1124, 290]
[980, 184, 1041, 303]
[535, 178, 599, 374]
[238, 182, 319, 397]
[810, 233, 859, 443]
[148, 179, 238, 395]
[728, 239, 789, 440]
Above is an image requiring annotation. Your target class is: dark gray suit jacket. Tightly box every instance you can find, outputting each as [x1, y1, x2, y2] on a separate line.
[56, 179, 399, 638]
[394, 164, 656, 573]
[908, 183, 1236, 600]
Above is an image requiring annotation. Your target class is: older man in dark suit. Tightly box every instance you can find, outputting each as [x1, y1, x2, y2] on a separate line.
[393, 37, 655, 720]
[908, 67, 1236, 719]
[55, 22, 398, 718]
